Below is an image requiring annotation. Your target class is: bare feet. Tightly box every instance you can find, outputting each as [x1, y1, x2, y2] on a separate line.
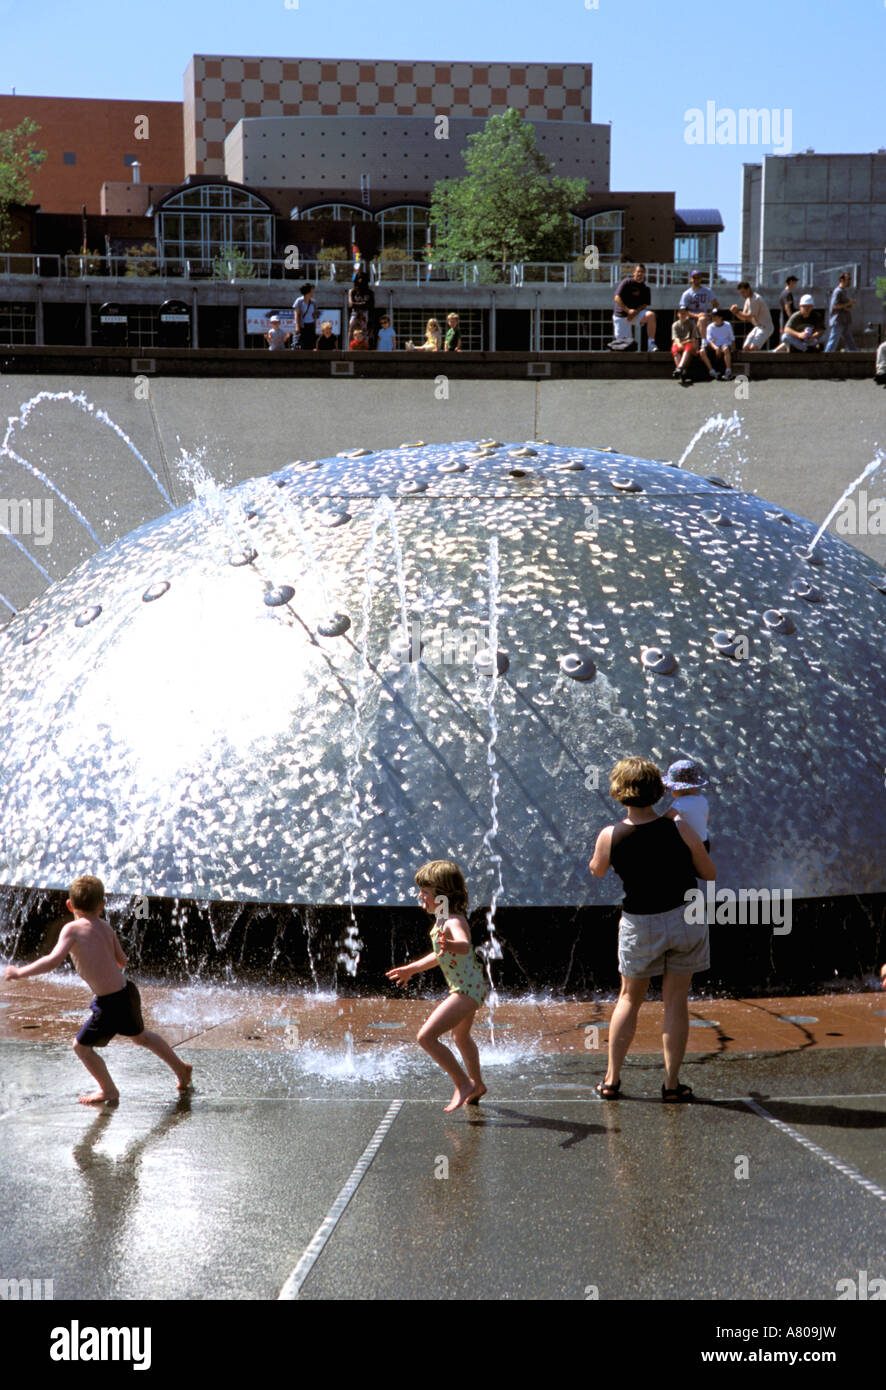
[176, 1063, 193, 1092]
[78, 1090, 119, 1106]
[465, 1083, 487, 1105]
[444, 1085, 476, 1113]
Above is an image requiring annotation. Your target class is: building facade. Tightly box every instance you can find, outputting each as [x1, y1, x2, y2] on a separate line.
[742, 151, 886, 287]
[0, 95, 183, 216]
[184, 57, 592, 176]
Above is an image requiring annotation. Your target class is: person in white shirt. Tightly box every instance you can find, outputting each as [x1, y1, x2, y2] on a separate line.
[730, 281, 774, 350]
[662, 760, 711, 849]
[704, 308, 735, 380]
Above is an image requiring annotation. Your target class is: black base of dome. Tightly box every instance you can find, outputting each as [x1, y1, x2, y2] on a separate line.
[2, 886, 884, 997]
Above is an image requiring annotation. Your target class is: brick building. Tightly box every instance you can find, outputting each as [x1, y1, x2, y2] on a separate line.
[0, 95, 184, 216]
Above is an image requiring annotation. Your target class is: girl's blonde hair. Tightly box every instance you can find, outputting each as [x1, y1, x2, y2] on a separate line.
[414, 859, 469, 916]
[424, 318, 441, 345]
[609, 757, 664, 807]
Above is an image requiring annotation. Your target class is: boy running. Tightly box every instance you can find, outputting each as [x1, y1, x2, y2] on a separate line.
[4, 875, 191, 1105]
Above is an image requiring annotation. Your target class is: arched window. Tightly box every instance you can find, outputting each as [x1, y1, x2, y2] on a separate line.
[155, 184, 274, 269]
[583, 210, 624, 261]
[300, 203, 373, 222]
[375, 205, 431, 259]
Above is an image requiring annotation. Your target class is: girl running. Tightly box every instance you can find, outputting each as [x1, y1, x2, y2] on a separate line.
[387, 859, 487, 1111]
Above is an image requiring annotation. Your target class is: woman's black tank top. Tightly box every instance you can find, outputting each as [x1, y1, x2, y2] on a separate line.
[609, 817, 698, 914]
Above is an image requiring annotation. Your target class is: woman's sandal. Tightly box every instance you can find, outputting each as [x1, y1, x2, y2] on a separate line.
[595, 1080, 621, 1100]
[661, 1083, 693, 1103]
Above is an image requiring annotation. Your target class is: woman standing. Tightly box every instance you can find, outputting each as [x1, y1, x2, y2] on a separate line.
[589, 757, 716, 1102]
[347, 269, 375, 346]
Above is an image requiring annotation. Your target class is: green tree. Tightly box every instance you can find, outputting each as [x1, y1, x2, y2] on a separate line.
[0, 118, 47, 250]
[429, 109, 586, 270]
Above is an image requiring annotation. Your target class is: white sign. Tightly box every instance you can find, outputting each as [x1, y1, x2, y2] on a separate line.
[246, 309, 295, 336]
[245, 308, 342, 337]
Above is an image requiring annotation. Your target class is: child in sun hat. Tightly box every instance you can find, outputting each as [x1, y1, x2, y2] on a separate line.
[663, 760, 710, 849]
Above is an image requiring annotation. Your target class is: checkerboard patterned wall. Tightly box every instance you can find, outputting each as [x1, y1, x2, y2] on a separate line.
[185, 57, 591, 174]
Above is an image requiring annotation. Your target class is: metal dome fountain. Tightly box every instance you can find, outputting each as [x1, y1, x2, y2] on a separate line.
[1, 438, 884, 991]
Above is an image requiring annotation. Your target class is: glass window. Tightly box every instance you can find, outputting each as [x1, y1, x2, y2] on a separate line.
[0, 303, 37, 345]
[540, 308, 612, 351]
[393, 308, 483, 350]
[63, 152, 76, 166]
[674, 233, 717, 264]
[157, 186, 274, 266]
[376, 206, 432, 259]
[571, 214, 583, 256]
[301, 203, 373, 221]
[584, 210, 624, 260]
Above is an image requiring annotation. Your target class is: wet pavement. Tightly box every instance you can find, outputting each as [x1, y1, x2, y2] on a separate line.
[1, 978, 884, 1300]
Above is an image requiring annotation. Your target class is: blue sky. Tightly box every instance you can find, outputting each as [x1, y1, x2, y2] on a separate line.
[1, 0, 883, 261]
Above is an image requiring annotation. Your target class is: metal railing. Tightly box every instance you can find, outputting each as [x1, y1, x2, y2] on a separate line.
[0, 252, 868, 291]
[0, 253, 62, 277]
[758, 261, 860, 289]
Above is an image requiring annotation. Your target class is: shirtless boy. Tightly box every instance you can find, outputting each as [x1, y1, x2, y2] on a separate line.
[4, 874, 191, 1105]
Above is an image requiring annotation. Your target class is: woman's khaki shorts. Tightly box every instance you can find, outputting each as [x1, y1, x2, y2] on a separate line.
[618, 904, 710, 978]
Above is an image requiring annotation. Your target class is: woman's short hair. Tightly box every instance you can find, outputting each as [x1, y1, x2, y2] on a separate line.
[414, 859, 469, 916]
[609, 757, 664, 807]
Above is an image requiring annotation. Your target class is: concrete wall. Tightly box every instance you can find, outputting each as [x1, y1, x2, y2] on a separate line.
[744, 153, 886, 286]
[187, 56, 592, 175]
[225, 114, 611, 198]
[1, 376, 883, 627]
[741, 162, 761, 273]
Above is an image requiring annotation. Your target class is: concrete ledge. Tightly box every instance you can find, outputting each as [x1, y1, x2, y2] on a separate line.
[0, 344, 878, 380]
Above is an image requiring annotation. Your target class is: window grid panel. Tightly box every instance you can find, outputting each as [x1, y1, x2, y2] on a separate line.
[0, 304, 37, 345]
[392, 308, 483, 350]
[539, 308, 612, 351]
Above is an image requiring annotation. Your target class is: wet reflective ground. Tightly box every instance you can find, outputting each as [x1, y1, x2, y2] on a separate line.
[2, 979, 884, 1301]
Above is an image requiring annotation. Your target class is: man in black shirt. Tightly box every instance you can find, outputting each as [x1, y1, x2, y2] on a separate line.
[610, 263, 658, 351]
[779, 275, 798, 331]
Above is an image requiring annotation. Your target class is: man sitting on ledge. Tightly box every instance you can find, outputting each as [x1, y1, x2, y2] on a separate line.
[773, 296, 826, 352]
[610, 263, 658, 352]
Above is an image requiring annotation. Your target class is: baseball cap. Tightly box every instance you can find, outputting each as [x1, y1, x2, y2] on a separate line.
[270, 315, 280, 322]
[799, 295, 815, 307]
[663, 759, 708, 791]
[689, 270, 703, 278]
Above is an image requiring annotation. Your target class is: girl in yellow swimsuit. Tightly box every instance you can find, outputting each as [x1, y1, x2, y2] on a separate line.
[386, 859, 487, 1112]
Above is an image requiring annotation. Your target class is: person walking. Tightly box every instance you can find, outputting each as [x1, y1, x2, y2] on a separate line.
[779, 275, 799, 331]
[825, 273, 857, 352]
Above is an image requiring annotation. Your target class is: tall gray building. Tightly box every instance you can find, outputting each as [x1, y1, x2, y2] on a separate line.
[741, 151, 886, 287]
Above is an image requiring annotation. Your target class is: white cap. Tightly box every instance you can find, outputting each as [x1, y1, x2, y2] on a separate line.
[799, 295, 815, 307]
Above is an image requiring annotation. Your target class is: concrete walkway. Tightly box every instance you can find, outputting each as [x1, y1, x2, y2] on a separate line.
[2, 980, 884, 1301]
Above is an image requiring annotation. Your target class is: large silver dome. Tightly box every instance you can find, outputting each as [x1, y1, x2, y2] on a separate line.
[1, 439, 884, 907]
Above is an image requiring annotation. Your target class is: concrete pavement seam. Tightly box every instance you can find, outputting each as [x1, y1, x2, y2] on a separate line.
[277, 1099, 403, 1299]
[742, 1096, 886, 1203]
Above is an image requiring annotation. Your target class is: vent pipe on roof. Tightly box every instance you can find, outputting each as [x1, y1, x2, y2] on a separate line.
[131, 162, 141, 184]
